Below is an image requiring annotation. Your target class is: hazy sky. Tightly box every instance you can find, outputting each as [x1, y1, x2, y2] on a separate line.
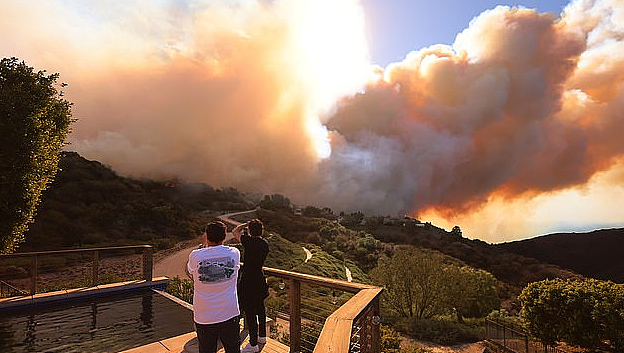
[362, 0, 571, 66]
[2, 0, 624, 242]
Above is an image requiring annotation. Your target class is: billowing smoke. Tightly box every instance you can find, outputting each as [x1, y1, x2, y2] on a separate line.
[315, 0, 624, 239]
[2, 0, 624, 241]
[0, 0, 370, 194]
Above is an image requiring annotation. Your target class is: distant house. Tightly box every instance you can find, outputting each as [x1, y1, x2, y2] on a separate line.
[382, 217, 400, 226]
[401, 216, 422, 227]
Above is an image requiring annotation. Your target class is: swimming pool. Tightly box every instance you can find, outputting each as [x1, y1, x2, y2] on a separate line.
[0, 288, 194, 353]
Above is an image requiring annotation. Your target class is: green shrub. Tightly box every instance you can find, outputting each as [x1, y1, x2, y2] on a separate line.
[395, 317, 482, 345]
[167, 276, 194, 303]
[520, 278, 624, 351]
[486, 309, 522, 328]
[381, 325, 402, 353]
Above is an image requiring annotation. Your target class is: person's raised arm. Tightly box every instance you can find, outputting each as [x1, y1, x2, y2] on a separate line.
[232, 222, 248, 243]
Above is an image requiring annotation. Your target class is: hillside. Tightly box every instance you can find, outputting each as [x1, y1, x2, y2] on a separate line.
[22, 151, 253, 252]
[255, 207, 579, 308]
[351, 222, 579, 289]
[497, 228, 624, 283]
[21, 152, 583, 298]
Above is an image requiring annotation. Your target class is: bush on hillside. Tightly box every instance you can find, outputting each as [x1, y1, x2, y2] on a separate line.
[394, 316, 482, 345]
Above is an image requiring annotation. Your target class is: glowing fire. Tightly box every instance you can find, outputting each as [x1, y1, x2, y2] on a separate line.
[285, 0, 371, 158]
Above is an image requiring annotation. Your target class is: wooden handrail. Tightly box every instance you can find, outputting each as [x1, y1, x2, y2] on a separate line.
[263, 266, 375, 294]
[0, 245, 153, 258]
[313, 287, 383, 353]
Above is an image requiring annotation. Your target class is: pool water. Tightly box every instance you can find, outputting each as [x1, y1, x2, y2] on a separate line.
[0, 289, 195, 353]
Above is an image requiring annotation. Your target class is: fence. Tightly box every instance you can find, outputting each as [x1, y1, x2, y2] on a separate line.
[0, 245, 153, 296]
[485, 319, 569, 353]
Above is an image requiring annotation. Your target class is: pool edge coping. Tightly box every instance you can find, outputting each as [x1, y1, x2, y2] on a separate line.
[0, 276, 168, 310]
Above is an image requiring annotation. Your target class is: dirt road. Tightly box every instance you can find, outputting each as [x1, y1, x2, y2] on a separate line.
[302, 247, 312, 262]
[154, 209, 258, 279]
[345, 266, 352, 282]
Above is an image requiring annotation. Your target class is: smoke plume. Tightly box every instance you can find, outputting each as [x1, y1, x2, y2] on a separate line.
[2, 0, 624, 241]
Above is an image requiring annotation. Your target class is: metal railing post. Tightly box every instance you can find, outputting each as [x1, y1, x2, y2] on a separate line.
[503, 323, 506, 347]
[289, 278, 301, 353]
[92, 250, 99, 286]
[360, 311, 372, 353]
[142, 246, 153, 281]
[371, 297, 380, 353]
[30, 255, 38, 295]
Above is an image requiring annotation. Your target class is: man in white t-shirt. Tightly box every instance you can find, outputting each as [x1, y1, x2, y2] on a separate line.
[187, 221, 241, 353]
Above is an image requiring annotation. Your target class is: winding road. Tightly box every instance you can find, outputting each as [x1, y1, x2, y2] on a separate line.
[153, 209, 257, 279]
[302, 247, 312, 262]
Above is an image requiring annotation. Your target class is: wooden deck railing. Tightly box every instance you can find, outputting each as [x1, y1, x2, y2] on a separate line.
[263, 267, 383, 353]
[0, 245, 153, 296]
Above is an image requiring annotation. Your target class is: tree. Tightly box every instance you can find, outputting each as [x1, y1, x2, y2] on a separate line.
[301, 205, 323, 217]
[444, 266, 500, 322]
[371, 247, 448, 318]
[520, 279, 585, 346]
[520, 278, 624, 351]
[0, 58, 73, 253]
[372, 246, 500, 321]
[259, 194, 292, 211]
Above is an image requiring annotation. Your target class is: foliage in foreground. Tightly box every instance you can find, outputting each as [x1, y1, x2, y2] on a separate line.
[0, 57, 73, 254]
[520, 278, 624, 352]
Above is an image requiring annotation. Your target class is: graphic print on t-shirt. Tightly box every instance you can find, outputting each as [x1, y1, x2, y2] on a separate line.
[198, 256, 236, 283]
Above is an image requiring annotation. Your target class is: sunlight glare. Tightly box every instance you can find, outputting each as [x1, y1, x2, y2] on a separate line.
[284, 0, 370, 159]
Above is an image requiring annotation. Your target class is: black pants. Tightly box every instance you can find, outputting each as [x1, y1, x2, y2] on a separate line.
[243, 299, 266, 346]
[195, 316, 240, 353]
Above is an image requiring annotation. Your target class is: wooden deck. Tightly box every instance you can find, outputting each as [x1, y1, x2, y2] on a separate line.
[119, 331, 289, 353]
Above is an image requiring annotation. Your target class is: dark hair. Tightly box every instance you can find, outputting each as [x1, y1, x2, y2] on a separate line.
[248, 219, 264, 237]
[206, 221, 227, 243]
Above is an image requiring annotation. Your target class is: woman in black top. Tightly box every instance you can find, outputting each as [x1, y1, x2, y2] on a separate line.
[232, 219, 269, 353]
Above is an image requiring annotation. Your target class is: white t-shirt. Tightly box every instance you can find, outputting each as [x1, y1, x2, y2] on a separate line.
[187, 245, 240, 324]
